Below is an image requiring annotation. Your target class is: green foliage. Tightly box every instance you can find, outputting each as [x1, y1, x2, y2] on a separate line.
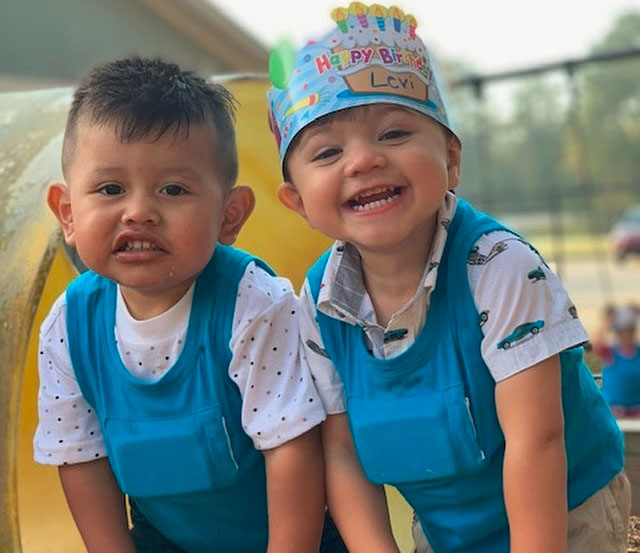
[580, 12, 640, 205]
[450, 10, 640, 227]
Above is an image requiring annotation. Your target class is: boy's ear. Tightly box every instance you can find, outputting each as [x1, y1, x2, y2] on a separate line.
[219, 185, 255, 245]
[446, 135, 462, 191]
[277, 182, 308, 221]
[47, 182, 76, 246]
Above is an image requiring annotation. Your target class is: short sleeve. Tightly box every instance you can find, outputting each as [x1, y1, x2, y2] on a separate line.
[299, 280, 346, 414]
[469, 231, 589, 382]
[228, 263, 326, 450]
[33, 292, 106, 465]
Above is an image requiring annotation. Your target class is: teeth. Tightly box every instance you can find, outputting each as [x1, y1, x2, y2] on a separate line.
[123, 241, 158, 252]
[353, 186, 394, 202]
[352, 189, 401, 212]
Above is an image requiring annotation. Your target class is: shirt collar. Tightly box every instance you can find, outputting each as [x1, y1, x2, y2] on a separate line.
[316, 192, 457, 326]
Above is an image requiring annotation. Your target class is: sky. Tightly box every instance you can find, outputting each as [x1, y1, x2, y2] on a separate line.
[213, 0, 640, 74]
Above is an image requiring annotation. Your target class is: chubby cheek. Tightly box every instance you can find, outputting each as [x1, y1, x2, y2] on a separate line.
[67, 215, 111, 266]
[72, 238, 110, 273]
[176, 221, 220, 259]
[179, 210, 221, 239]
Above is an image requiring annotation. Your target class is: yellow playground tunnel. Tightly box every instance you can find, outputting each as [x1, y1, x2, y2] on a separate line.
[0, 77, 415, 552]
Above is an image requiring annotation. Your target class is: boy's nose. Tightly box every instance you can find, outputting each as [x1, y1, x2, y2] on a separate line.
[121, 192, 160, 226]
[343, 141, 386, 177]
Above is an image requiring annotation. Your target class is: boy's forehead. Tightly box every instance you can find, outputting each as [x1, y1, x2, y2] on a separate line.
[65, 116, 220, 178]
[74, 113, 216, 145]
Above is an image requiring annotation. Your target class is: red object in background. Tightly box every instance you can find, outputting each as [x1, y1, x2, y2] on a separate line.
[611, 204, 640, 261]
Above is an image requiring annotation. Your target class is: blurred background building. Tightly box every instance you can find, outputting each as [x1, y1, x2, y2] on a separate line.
[0, 0, 268, 90]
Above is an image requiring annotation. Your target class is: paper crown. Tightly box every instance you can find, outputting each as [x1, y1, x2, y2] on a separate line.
[267, 3, 457, 163]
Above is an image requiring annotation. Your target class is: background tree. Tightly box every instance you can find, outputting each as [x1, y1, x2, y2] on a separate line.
[450, 9, 640, 226]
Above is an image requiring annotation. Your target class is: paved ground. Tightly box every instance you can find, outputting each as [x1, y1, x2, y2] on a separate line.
[548, 255, 639, 334]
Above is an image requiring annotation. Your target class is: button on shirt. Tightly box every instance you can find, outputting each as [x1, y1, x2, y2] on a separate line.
[300, 192, 589, 414]
[34, 262, 325, 466]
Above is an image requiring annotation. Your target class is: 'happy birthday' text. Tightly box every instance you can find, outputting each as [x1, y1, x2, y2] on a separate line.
[315, 46, 431, 79]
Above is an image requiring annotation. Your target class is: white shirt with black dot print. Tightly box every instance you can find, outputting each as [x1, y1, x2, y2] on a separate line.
[34, 262, 325, 466]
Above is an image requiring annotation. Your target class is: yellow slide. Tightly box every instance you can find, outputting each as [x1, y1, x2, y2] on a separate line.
[1, 78, 414, 552]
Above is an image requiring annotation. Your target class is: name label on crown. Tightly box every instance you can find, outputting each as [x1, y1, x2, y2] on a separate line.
[344, 67, 428, 102]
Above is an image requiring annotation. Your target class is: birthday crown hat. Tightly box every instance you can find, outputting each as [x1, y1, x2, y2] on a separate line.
[267, 3, 457, 162]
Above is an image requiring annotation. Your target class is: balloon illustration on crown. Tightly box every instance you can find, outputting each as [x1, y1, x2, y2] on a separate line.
[267, 3, 453, 161]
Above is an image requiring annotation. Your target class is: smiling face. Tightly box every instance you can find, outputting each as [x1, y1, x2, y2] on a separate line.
[49, 118, 252, 317]
[279, 104, 461, 257]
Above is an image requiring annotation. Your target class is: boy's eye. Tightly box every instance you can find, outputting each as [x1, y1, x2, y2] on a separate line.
[380, 129, 409, 141]
[312, 148, 341, 162]
[98, 183, 124, 196]
[161, 183, 187, 196]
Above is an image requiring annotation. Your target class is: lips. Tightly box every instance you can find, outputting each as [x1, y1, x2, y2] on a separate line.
[347, 186, 402, 212]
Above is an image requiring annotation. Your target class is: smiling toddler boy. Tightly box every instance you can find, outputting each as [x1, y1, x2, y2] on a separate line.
[268, 5, 629, 553]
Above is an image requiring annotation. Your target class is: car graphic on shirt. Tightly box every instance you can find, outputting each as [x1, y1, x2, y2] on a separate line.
[497, 320, 545, 350]
[527, 267, 547, 282]
[467, 241, 509, 265]
[306, 339, 330, 358]
[479, 310, 489, 327]
[383, 328, 409, 343]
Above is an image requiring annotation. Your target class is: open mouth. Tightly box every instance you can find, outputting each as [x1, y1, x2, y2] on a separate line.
[347, 186, 402, 212]
[116, 240, 161, 253]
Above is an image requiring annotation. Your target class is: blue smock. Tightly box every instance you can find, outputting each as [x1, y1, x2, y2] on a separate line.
[66, 245, 271, 553]
[602, 346, 640, 407]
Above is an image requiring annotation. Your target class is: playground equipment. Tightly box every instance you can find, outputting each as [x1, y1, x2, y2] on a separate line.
[0, 77, 414, 552]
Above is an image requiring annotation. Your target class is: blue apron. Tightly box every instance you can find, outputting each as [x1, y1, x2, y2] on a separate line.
[308, 199, 623, 553]
[66, 245, 272, 553]
[602, 346, 640, 406]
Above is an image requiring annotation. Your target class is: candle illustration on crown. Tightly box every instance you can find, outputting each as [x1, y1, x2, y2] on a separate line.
[405, 13, 417, 39]
[349, 2, 369, 28]
[331, 7, 349, 33]
[369, 4, 387, 31]
[284, 93, 320, 118]
[389, 5, 404, 32]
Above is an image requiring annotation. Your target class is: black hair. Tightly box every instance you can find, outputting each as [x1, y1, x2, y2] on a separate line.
[62, 56, 238, 188]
